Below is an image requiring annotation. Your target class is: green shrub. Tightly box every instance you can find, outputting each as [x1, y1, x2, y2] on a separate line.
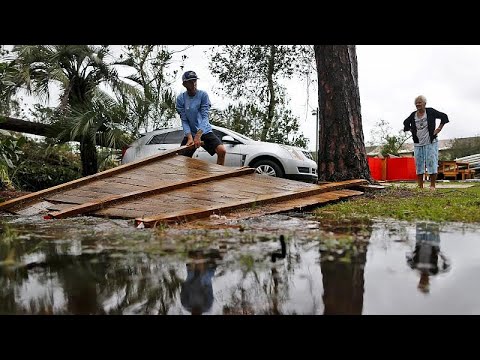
[12, 139, 82, 191]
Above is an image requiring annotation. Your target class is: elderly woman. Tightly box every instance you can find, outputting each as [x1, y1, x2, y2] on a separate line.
[403, 95, 450, 190]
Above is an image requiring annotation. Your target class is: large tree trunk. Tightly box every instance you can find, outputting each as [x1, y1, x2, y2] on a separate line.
[0, 116, 123, 150]
[0, 116, 52, 136]
[261, 45, 276, 141]
[320, 246, 367, 315]
[314, 45, 373, 182]
[80, 139, 98, 176]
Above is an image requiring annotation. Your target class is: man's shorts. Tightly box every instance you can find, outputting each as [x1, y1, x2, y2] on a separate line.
[413, 140, 439, 175]
[180, 131, 223, 157]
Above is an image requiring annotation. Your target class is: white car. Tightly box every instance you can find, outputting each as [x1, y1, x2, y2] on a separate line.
[122, 125, 318, 183]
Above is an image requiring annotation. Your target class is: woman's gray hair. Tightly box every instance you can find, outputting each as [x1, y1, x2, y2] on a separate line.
[415, 95, 427, 104]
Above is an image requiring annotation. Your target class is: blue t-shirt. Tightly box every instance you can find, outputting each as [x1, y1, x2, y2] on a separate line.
[176, 89, 212, 137]
[180, 267, 216, 314]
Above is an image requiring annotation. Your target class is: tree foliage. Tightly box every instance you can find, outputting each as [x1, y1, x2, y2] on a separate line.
[369, 119, 411, 157]
[0, 49, 22, 117]
[208, 45, 313, 146]
[0, 45, 132, 176]
[117, 45, 180, 134]
[210, 102, 308, 148]
[11, 138, 82, 191]
[443, 136, 480, 160]
[0, 130, 25, 190]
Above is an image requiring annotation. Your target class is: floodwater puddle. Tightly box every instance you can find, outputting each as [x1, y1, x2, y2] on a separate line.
[1, 213, 480, 314]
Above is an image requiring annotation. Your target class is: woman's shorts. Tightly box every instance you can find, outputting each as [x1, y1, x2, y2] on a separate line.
[414, 141, 438, 175]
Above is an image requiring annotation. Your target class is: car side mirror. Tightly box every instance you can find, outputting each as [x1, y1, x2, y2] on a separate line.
[222, 135, 237, 143]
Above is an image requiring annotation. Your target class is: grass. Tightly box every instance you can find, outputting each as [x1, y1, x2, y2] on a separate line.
[314, 183, 480, 223]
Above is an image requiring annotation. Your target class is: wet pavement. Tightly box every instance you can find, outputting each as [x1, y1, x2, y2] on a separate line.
[1, 213, 480, 314]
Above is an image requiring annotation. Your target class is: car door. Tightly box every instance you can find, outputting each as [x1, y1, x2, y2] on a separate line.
[156, 130, 186, 151]
[126, 133, 168, 161]
[142, 130, 182, 155]
[194, 129, 244, 167]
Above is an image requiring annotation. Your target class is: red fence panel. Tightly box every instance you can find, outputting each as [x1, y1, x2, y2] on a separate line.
[368, 158, 384, 181]
[386, 157, 417, 180]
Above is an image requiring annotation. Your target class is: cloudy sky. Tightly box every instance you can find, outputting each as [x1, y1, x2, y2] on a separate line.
[170, 45, 480, 151]
[7, 45, 480, 151]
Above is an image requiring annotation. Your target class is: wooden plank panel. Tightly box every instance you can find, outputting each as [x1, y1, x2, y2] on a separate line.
[262, 190, 364, 211]
[78, 181, 147, 194]
[136, 179, 368, 226]
[43, 194, 95, 205]
[96, 176, 154, 188]
[99, 177, 364, 222]
[96, 185, 255, 216]
[117, 161, 187, 176]
[46, 203, 79, 211]
[112, 170, 178, 182]
[46, 188, 111, 202]
[100, 177, 152, 187]
[48, 168, 255, 219]
[246, 173, 318, 188]
[213, 177, 296, 196]
[98, 193, 211, 214]
[0, 145, 195, 211]
[170, 157, 234, 173]
[95, 194, 207, 218]
[226, 174, 316, 192]
[95, 208, 151, 219]
[81, 171, 258, 215]
[199, 190, 364, 221]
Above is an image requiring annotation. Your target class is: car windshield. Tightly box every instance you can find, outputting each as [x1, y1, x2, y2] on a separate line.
[217, 127, 254, 142]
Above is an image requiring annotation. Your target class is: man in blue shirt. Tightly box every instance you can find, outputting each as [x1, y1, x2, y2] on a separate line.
[176, 70, 226, 165]
[180, 249, 221, 315]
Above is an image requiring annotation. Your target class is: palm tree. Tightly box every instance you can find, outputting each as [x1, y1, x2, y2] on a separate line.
[5, 45, 134, 176]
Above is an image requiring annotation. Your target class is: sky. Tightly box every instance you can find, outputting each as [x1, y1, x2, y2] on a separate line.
[168, 45, 480, 151]
[6, 45, 480, 151]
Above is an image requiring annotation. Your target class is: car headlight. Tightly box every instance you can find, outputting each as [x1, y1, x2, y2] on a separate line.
[279, 145, 305, 161]
[302, 151, 314, 160]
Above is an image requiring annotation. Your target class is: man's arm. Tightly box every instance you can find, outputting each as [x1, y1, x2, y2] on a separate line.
[176, 93, 192, 137]
[198, 91, 211, 134]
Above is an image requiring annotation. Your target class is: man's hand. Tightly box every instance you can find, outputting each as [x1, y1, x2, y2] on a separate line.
[185, 134, 194, 146]
[194, 130, 203, 148]
[194, 134, 202, 148]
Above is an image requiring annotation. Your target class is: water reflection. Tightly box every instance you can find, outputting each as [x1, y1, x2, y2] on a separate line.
[268, 235, 287, 314]
[2, 216, 480, 314]
[406, 222, 451, 294]
[320, 241, 368, 315]
[180, 249, 222, 315]
[221, 235, 292, 315]
[271, 235, 287, 262]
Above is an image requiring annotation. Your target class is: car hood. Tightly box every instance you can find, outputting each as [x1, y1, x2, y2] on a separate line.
[249, 140, 306, 153]
[240, 140, 311, 162]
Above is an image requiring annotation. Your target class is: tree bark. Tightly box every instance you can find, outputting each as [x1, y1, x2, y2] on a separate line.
[80, 139, 98, 177]
[0, 116, 122, 150]
[314, 45, 373, 182]
[320, 246, 367, 315]
[261, 45, 276, 141]
[0, 116, 52, 137]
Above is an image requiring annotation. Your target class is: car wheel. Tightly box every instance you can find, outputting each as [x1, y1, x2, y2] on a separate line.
[252, 159, 284, 178]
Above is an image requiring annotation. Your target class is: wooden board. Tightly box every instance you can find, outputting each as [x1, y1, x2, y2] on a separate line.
[1, 144, 369, 226]
[133, 179, 367, 227]
[0, 144, 197, 211]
